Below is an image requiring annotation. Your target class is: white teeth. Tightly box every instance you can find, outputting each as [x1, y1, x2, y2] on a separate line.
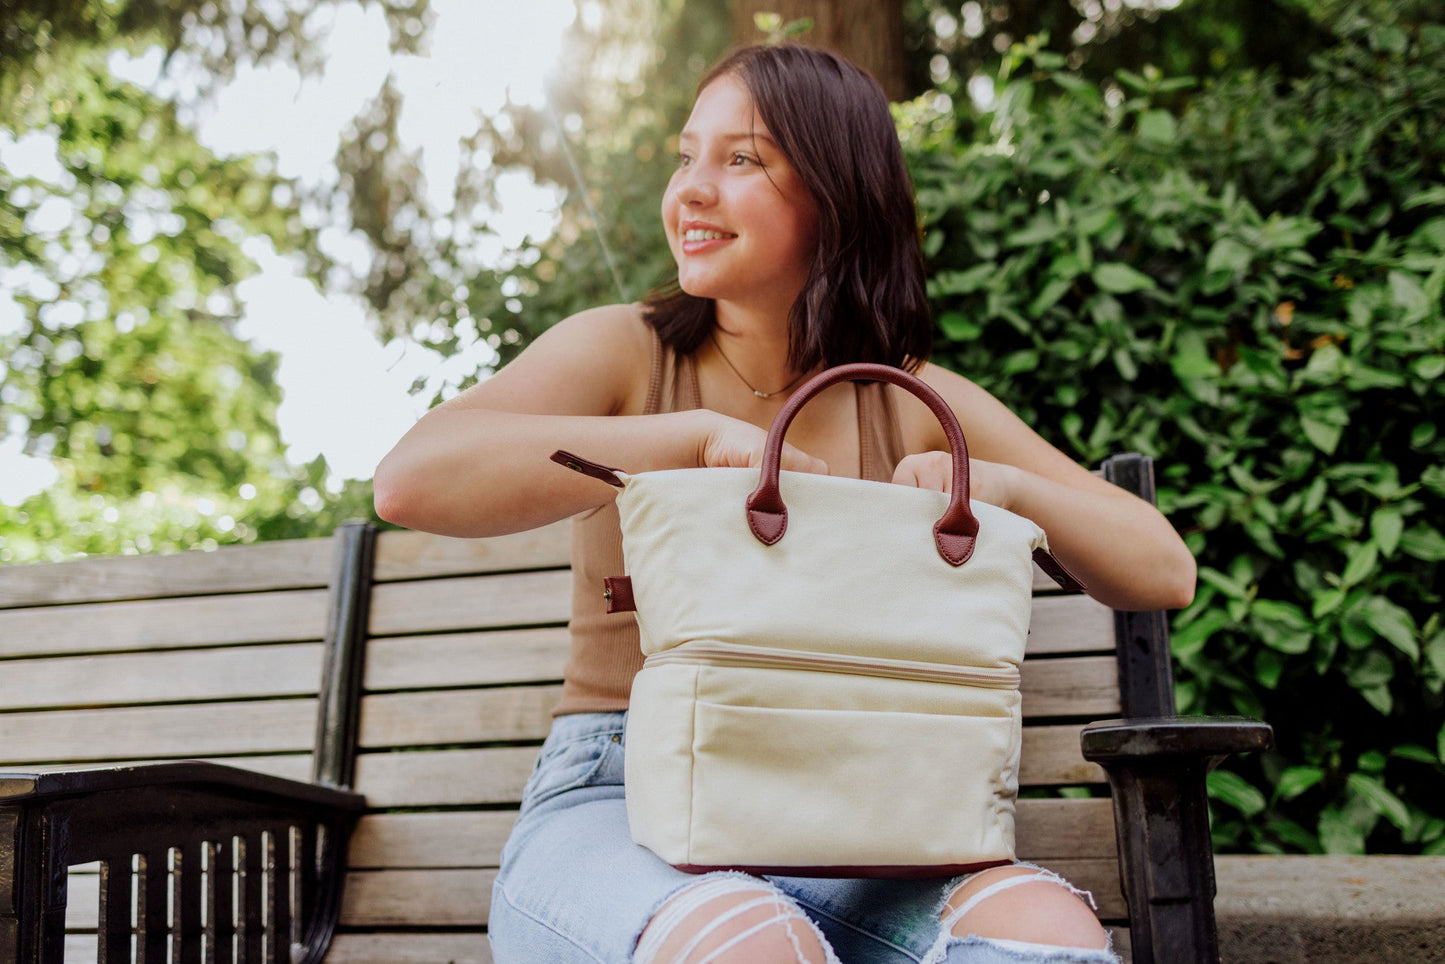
[683, 229, 733, 242]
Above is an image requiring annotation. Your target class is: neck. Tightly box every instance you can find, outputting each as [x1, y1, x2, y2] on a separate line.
[711, 332, 806, 399]
[704, 297, 814, 394]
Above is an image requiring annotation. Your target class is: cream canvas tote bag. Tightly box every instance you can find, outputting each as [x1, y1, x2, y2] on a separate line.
[553, 362, 1082, 876]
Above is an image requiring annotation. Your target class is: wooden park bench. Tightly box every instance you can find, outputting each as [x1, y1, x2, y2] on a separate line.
[0, 454, 1270, 963]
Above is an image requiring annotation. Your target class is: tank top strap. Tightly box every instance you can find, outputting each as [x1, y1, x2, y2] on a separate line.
[856, 380, 906, 483]
[644, 325, 701, 416]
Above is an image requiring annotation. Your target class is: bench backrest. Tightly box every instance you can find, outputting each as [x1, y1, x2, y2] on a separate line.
[0, 537, 344, 781]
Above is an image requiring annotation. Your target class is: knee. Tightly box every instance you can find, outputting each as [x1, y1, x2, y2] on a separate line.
[941, 865, 1109, 950]
[635, 876, 831, 964]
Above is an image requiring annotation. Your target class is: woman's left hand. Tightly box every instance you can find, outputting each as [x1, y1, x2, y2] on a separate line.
[891, 451, 1019, 509]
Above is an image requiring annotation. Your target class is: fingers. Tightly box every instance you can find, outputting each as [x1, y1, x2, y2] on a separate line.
[892, 452, 951, 492]
[892, 454, 1018, 508]
[698, 414, 827, 475]
[779, 442, 829, 476]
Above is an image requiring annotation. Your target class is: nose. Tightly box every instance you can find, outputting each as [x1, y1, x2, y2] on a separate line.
[674, 168, 718, 207]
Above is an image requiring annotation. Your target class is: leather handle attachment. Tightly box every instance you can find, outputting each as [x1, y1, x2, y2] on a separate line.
[745, 363, 980, 566]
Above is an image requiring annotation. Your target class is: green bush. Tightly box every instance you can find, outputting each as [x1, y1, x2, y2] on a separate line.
[902, 11, 1445, 854]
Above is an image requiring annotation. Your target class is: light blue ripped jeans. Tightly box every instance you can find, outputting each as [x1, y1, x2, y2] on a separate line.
[490, 712, 1120, 964]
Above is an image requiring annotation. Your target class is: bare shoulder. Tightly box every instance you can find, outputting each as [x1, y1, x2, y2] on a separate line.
[525, 302, 653, 365]
[892, 362, 1107, 487]
[888, 362, 998, 451]
[441, 303, 655, 416]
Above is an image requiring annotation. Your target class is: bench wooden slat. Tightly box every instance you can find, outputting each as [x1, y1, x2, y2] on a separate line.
[325, 931, 1127, 964]
[357, 687, 561, 748]
[0, 538, 333, 609]
[65, 861, 1128, 932]
[366, 571, 572, 637]
[363, 632, 1118, 711]
[325, 934, 494, 964]
[0, 589, 329, 659]
[1020, 656, 1120, 718]
[363, 629, 570, 690]
[68, 917, 1128, 962]
[1020, 725, 1106, 785]
[361, 574, 1108, 655]
[1034, 858, 1128, 920]
[63, 936, 104, 962]
[1027, 593, 1116, 655]
[349, 812, 517, 868]
[61, 876, 99, 928]
[350, 725, 1101, 812]
[0, 643, 324, 710]
[1017, 798, 1118, 859]
[0, 700, 318, 765]
[355, 678, 1118, 752]
[373, 522, 572, 581]
[345, 798, 1115, 870]
[335, 862, 1126, 927]
[352, 748, 539, 808]
[340, 868, 497, 927]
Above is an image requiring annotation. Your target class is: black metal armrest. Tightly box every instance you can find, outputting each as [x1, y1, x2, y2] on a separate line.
[1081, 716, 1273, 964]
[1, 761, 366, 963]
[1082, 716, 1273, 764]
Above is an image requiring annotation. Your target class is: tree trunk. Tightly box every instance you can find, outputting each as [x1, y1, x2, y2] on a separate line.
[730, 0, 907, 101]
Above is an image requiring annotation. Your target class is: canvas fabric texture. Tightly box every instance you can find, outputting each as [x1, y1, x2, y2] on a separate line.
[566, 363, 1058, 875]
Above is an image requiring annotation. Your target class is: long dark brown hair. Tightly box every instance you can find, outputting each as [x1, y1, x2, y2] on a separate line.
[643, 44, 932, 373]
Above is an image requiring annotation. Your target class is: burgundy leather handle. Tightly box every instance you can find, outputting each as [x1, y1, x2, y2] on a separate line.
[745, 363, 980, 566]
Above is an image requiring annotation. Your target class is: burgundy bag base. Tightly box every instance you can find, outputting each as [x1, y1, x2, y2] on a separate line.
[670, 858, 1013, 879]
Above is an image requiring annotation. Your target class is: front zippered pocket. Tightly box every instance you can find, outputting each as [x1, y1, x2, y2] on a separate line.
[643, 641, 1019, 689]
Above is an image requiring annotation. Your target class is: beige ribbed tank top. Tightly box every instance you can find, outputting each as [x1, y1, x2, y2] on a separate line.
[552, 328, 907, 716]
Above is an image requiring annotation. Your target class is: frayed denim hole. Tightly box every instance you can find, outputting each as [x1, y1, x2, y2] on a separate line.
[924, 864, 1108, 964]
[633, 872, 841, 964]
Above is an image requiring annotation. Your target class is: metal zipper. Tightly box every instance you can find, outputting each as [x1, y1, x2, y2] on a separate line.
[643, 641, 1019, 688]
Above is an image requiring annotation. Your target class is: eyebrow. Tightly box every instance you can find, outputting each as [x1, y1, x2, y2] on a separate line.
[678, 130, 780, 149]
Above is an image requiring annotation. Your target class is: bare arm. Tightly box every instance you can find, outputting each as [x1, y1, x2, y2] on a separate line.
[895, 364, 1196, 612]
[374, 306, 825, 538]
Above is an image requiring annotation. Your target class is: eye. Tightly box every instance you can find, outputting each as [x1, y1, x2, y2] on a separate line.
[676, 152, 694, 168]
[730, 152, 760, 167]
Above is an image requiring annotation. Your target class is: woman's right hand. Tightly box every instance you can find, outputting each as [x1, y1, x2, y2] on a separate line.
[697, 410, 829, 475]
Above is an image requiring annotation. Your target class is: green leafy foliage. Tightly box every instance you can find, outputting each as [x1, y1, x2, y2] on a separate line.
[0, 18, 385, 563]
[903, 6, 1444, 853]
[337, 0, 730, 392]
[0, 0, 431, 108]
[907, 0, 1350, 100]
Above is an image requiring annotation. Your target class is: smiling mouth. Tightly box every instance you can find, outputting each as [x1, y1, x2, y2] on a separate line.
[683, 229, 736, 242]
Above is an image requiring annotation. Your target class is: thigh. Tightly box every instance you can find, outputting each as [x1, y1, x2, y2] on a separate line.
[490, 713, 706, 964]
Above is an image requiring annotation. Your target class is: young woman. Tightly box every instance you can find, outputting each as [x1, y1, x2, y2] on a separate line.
[375, 43, 1195, 964]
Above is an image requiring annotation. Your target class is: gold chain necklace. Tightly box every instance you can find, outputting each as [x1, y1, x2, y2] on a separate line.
[709, 331, 808, 399]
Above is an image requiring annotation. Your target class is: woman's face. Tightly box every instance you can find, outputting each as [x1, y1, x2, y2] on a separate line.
[661, 74, 819, 314]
